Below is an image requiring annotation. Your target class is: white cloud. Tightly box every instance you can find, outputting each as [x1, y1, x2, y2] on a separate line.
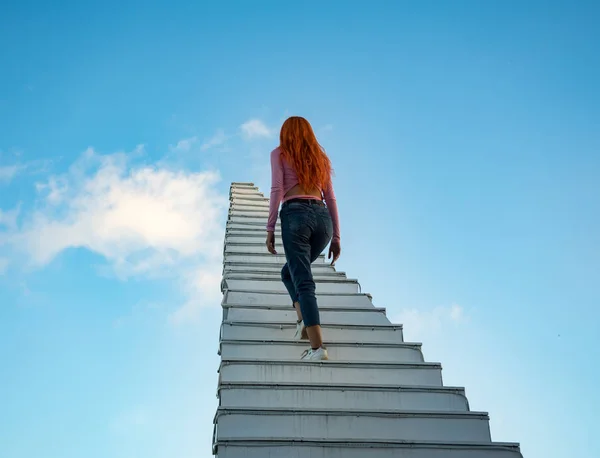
[169, 136, 198, 153]
[169, 262, 223, 324]
[0, 207, 19, 231]
[200, 129, 227, 151]
[0, 165, 19, 184]
[6, 145, 229, 321]
[0, 159, 56, 184]
[0, 257, 8, 274]
[35, 175, 69, 205]
[240, 119, 273, 140]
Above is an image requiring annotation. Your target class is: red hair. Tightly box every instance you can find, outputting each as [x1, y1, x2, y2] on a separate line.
[279, 116, 333, 192]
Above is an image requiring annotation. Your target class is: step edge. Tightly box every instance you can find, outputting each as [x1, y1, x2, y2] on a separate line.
[215, 407, 489, 417]
[219, 358, 441, 368]
[213, 438, 522, 450]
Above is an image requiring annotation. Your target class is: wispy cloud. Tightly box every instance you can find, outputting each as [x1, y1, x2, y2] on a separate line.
[0, 165, 19, 184]
[240, 119, 273, 140]
[169, 136, 198, 153]
[35, 176, 69, 205]
[0, 159, 56, 185]
[200, 129, 228, 151]
[0, 207, 19, 231]
[3, 144, 228, 322]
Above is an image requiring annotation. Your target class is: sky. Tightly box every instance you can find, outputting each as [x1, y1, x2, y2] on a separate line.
[1, 1, 599, 457]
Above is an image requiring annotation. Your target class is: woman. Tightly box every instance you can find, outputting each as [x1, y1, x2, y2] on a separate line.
[265, 116, 341, 361]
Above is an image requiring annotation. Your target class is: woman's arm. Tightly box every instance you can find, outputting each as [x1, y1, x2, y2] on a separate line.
[323, 179, 340, 243]
[267, 148, 284, 232]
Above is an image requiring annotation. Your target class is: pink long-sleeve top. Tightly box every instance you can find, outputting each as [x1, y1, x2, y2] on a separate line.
[267, 147, 340, 243]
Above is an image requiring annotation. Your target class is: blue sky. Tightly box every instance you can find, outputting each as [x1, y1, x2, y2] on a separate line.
[1, 1, 598, 457]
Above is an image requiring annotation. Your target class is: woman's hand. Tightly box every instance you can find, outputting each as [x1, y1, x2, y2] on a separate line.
[266, 231, 277, 254]
[328, 240, 341, 265]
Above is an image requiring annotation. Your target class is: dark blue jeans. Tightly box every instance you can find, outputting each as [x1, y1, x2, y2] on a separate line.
[280, 199, 333, 327]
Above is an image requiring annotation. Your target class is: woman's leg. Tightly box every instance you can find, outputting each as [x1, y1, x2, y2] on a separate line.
[302, 207, 334, 350]
[281, 263, 306, 339]
[281, 263, 299, 311]
[293, 302, 302, 321]
[280, 206, 323, 350]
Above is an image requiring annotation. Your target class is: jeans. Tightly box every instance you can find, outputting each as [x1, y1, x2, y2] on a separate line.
[280, 199, 333, 327]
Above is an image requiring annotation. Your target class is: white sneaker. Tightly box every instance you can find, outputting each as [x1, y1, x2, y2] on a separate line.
[294, 320, 307, 340]
[300, 347, 329, 361]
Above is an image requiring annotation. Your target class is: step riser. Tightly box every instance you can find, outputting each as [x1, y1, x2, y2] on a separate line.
[224, 271, 346, 280]
[224, 308, 390, 326]
[227, 223, 273, 231]
[225, 241, 285, 249]
[230, 193, 266, 199]
[220, 343, 422, 363]
[224, 264, 338, 274]
[230, 210, 269, 218]
[219, 387, 468, 411]
[225, 246, 286, 255]
[225, 238, 282, 246]
[215, 444, 523, 458]
[230, 189, 260, 195]
[229, 216, 272, 225]
[225, 254, 325, 265]
[229, 210, 269, 217]
[224, 279, 359, 294]
[224, 291, 374, 308]
[216, 412, 491, 442]
[221, 325, 404, 344]
[230, 199, 269, 207]
[230, 196, 263, 202]
[219, 363, 441, 386]
[226, 229, 281, 236]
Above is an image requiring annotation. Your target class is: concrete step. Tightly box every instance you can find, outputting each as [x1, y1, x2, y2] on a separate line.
[214, 407, 491, 443]
[223, 290, 375, 308]
[223, 269, 347, 280]
[227, 223, 276, 232]
[218, 359, 442, 386]
[214, 439, 523, 458]
[224, 242, 333, 259]
[224, 245, 297, 256]
[226, 228, 280, 236]
[225, 239, 285, 248]
[222, 278, 360, 294]
[224, 252, 326, 265]
[218, 382, 469, 411]
[230, 209, 269, 218]
[224, 244, 284, 255]
[225, 234, 286, 244]
[230, 205, 270, 213]
[228, 205, 270, 213]
[230, 193, 268, 201]
[221, 321, 403, 344]
[222, 304, 389, 326]
[230, 187, 260, 195]
[230, 197, 269, 206]
[229, 215, 271, 225]
[230, 195, 263, 202]
[219, 339, 422, 363]
[223, 262, 339, 275]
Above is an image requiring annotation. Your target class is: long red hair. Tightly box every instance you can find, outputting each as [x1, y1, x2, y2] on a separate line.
[279, 116, 333, 192]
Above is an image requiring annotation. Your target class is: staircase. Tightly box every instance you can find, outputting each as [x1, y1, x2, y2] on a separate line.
[212, 182, 522, 458]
